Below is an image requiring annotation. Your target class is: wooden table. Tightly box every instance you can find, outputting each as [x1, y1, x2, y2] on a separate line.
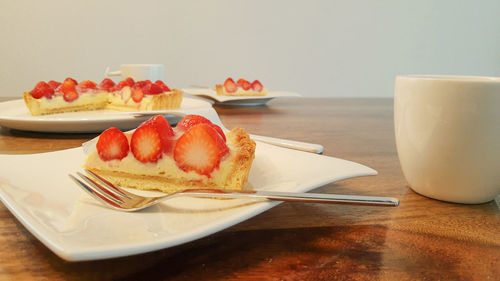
[0, 98, 498, 280]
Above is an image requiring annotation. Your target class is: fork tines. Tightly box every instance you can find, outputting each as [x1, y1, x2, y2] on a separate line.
[69, 170, 125, 209]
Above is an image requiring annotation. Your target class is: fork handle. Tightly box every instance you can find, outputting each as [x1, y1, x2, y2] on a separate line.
[180, 190, 399, 207]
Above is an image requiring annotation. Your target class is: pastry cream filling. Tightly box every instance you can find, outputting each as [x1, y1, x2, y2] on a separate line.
[37, 92, 109, 108]
[84, 142, 237, 185]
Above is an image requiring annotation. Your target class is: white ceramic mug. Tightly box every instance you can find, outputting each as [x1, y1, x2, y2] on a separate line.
[394, 75, 500, 204]
[105, 64, 165, 81]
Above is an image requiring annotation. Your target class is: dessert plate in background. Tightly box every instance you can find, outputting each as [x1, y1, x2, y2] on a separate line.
[0, 142, 376, 261]
[183, 88, 301, 106]
[0, 98, 212, 133]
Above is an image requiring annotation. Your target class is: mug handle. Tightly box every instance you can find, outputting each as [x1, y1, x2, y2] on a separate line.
[104, 66, 121, 77]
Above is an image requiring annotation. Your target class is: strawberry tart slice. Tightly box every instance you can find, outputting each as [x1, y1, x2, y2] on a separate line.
[83, 114, 256, 193]
[23, 77, 183, 116]
[215, 78, 268, 96]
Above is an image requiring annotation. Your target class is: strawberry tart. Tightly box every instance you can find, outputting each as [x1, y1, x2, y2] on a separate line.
[23, 77, 183, 116]
[215, 78, 267, 96]
[83, 114, 256, 193]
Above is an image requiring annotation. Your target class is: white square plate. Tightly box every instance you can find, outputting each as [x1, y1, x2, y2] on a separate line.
[0, 143, 376, 261]
[183, 88, 301, 106]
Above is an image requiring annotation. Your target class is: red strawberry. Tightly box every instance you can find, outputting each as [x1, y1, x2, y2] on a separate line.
[64, 77, 78, 85]
[208, 123, 226, 142]
[130, 122, 163, 163]
[142, 115, 175, 154]
[155, 80, 170, 92]
[134, 80, 151, 89]
[251, 80, 263, 92]
[174, 124, 229, 176]
[131, 87, 144, 102]
[112, 77, 135, 92]
[30, 81, 55, 99]
[99, 78, 115, 91]
[223, 78, 238, 93]
[142, 83, 163, 95]
[96, 127, 130, 161]
[59, 79, 79, 102]
[176, 115, 211, 131]
[78, 80, 97, 92]
[47, 80, 61, 90]
[123, 77, 135, 87]
[237, 78, 251, 90]
[176, 115, 225, 141]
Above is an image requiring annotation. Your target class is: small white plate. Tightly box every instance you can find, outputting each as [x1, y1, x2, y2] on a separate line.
[183, 88, 301, 106]
[0, 97, 212, 133]
[0, 142, 376, 261]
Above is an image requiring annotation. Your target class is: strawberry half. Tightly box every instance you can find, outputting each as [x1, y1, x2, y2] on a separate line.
[174, 124, 229, 176]
[59, 79, 79, 102]
[130, 122, 163, 163]
[141, 115, 175, 154]
[30, 81, 55, 99]
[64, 77, 78, 85]
[155, 80, 170, 92]
[99, 78, 115, 91]
[123, 77, 135, 87]
[142, 83, 163, 95]
[251, 80, 263, 92]
[47, 80, 61, 90]
[96, 127, 130, 161]
[176, 115, 211, 131]
[131, 87, 144, 102]
[224, 78, 238, 93]
[78, 80, 97, 92]
[176, 115, 225, 141]
[134, 80, 151, 89]
[237, 79, 251, 90]
[112, 77, 135, 92]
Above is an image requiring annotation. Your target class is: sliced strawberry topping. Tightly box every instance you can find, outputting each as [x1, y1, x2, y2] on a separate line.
[142, 115, 175, 154]
[59, 79, 79, 102]
[130, 122, 163, 163]
[99, 78, 115, 91]
[134, 80, 151, 89]
[78, 80, 97, 92]
[251, 80, 263, 92]
[64, 77, 78, 85]
[131, 87, 144, 103]
[174, 124, 229, 176]
[237, 79, 251, 90]
[96, 127, 130, 161]
[112, 77, 135, 92]
[223, 78, 238, 93]
[176, 115, 225, 141]
[176, 115, 211, 131]
[47, 80, 61, 90]
[30, 81, 55, 99]
[142, 83, 163, 95]
[124, 77, 135, 87]
[155, 80, 170, 92]
[208, 123, 226, 142]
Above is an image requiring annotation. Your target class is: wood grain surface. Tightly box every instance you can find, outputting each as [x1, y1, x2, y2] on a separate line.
[0, 97, 498, 281]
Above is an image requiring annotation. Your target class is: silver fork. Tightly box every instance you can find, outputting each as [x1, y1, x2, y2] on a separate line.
[69, 169, 399, 212]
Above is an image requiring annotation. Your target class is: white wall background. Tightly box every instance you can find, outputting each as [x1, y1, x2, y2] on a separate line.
[1, 0, 499, 98]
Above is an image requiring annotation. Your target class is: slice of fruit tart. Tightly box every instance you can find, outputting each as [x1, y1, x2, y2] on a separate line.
[23, 77, 183, 116]
[215, 78, 268, 96]
[83, 114, 256, 193]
